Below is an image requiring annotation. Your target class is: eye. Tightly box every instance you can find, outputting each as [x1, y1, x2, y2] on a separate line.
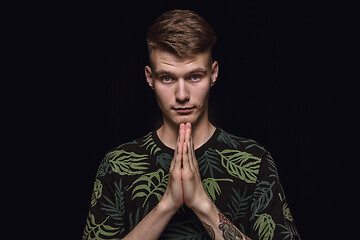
[189, 75, 201, 81]
[160, 75, 174, 83]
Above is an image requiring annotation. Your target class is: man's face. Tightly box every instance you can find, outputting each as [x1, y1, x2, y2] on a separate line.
[145, 49, 218, 127]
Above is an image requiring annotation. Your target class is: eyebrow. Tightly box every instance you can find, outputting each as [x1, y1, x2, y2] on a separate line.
[154, 67, 208, 77]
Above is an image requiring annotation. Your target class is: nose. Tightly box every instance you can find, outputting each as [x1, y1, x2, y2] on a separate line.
[175, 80, 190, 103]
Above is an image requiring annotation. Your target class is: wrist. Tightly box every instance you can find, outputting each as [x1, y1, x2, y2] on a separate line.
[157, 197, 180, 215]
[191, 197, 215, 218]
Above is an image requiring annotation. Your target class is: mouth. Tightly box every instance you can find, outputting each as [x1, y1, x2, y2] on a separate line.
[173, 107, 195, 114]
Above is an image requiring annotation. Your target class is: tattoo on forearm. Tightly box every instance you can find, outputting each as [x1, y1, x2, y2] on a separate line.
[201, 221, 215, 240]
[218, 212, 250, 240]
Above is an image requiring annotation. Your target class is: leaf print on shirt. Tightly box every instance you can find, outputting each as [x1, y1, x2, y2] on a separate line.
[90, 179, 103, 207]
[156, 152, 172, 171]
[216, 149, 261, 183]
[265, 153, 279, 179]
[96, 155, 113, 178]
[225, 187, 252, 232]
[278, 221, 300, 240]
[217, 130, 241, 148]
[127, 169, 168, 207]
[83, 211, 122, 240]
[100, 180, 125, 227]
[108, 150, 149, 175]
[282, 203, 293, 222]
[140, 132, 161, 155]
[250, 181, 275, 221]
[253, 213, 276, 240]
[202, 178, 233, 202]
[128, 203, 150, 231]
[198, 148, 224, 178]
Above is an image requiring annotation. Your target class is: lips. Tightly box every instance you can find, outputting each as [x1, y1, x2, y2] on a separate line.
[173, 107, 195, 114]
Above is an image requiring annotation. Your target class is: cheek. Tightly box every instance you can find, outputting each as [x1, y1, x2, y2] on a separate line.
[154, 87, 173, 108]
[192, 84, 211, 104]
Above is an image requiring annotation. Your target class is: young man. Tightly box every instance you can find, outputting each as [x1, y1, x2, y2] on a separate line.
[83, 10, 301, 240]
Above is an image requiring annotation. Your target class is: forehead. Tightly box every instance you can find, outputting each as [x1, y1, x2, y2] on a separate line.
[150, 49, 211, 74]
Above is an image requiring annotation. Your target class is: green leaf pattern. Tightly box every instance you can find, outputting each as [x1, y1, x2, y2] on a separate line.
[90, 179, 103, 207]
[198, 148, 224, 178]
[108, 150, 149, 175]
[250, 181, 275, 220]
[100, 180, 125, 227]
[83, 212, 121, 240]
[224, 187, 252, 233]
[140, 132, 161, 155]
[156, 152, 172, 171]
[202, 177, 233, 202]
[127, 169, 168, 207]
[254, 213, 276, 240]
[216, 149, 261, 183]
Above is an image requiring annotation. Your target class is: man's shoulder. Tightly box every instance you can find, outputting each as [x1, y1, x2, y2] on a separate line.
[105, 131, 158, 158]
[97, 131, 159, 177]
[216, 129, 267, 158]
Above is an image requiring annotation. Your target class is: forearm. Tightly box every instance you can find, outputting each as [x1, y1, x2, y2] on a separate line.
[193, 200, 251, 240]
[123, 200, 177, 240]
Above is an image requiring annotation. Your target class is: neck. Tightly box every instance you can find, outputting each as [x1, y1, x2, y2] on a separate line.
[157, 118, 216, 150]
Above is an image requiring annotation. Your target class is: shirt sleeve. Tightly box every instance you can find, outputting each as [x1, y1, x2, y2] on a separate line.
[247, 151, 301, 240]
[82, 153, 127, 240]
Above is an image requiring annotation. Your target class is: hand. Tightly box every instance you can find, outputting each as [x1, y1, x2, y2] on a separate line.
[160, 124, 185, 211]
[160, 123, 211, 212]
[181, 122, 211, 211]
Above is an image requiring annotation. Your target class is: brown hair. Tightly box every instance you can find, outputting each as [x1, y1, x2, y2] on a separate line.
[146, 10, 216, 58]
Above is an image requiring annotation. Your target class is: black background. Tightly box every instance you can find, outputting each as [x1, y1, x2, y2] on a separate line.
[48, 1, 355, 239]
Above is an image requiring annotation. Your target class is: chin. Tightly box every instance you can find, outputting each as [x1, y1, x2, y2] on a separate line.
[172, 115, 200, 126]
[163, 108, 206, 127]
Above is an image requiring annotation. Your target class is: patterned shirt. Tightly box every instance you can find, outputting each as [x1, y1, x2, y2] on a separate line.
[83, 128, 301, 240]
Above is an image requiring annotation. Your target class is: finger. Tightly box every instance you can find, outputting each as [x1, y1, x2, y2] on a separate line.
[185, 122, 191, 144]
[179, 123, 185, 149]
[190, 133, 197, 168]
[170, 139, 179, 171]
[180, 123, 185, 141]
[187, 132, 195, 171]
[176, 128, 180, 144]
[184, 123, 195, 171]
[182, 142, 190, 171]
[170, 157, 175, 171]
[174, 143, 182, 171]
[172, 124, 182, 169]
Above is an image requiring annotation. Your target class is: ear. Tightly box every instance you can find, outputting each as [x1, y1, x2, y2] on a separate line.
[210, 61, 219, 87]
[145, 65, 154, 89]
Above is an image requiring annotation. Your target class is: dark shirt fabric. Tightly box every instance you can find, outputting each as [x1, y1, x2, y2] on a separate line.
[83, 128, 301, 240]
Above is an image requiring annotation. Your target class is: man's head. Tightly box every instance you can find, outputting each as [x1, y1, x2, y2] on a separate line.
[146, 9, 216, 65]
[145, 10, 218, 128]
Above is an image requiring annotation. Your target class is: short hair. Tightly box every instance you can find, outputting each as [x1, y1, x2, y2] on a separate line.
[146, 10, 216, 58]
